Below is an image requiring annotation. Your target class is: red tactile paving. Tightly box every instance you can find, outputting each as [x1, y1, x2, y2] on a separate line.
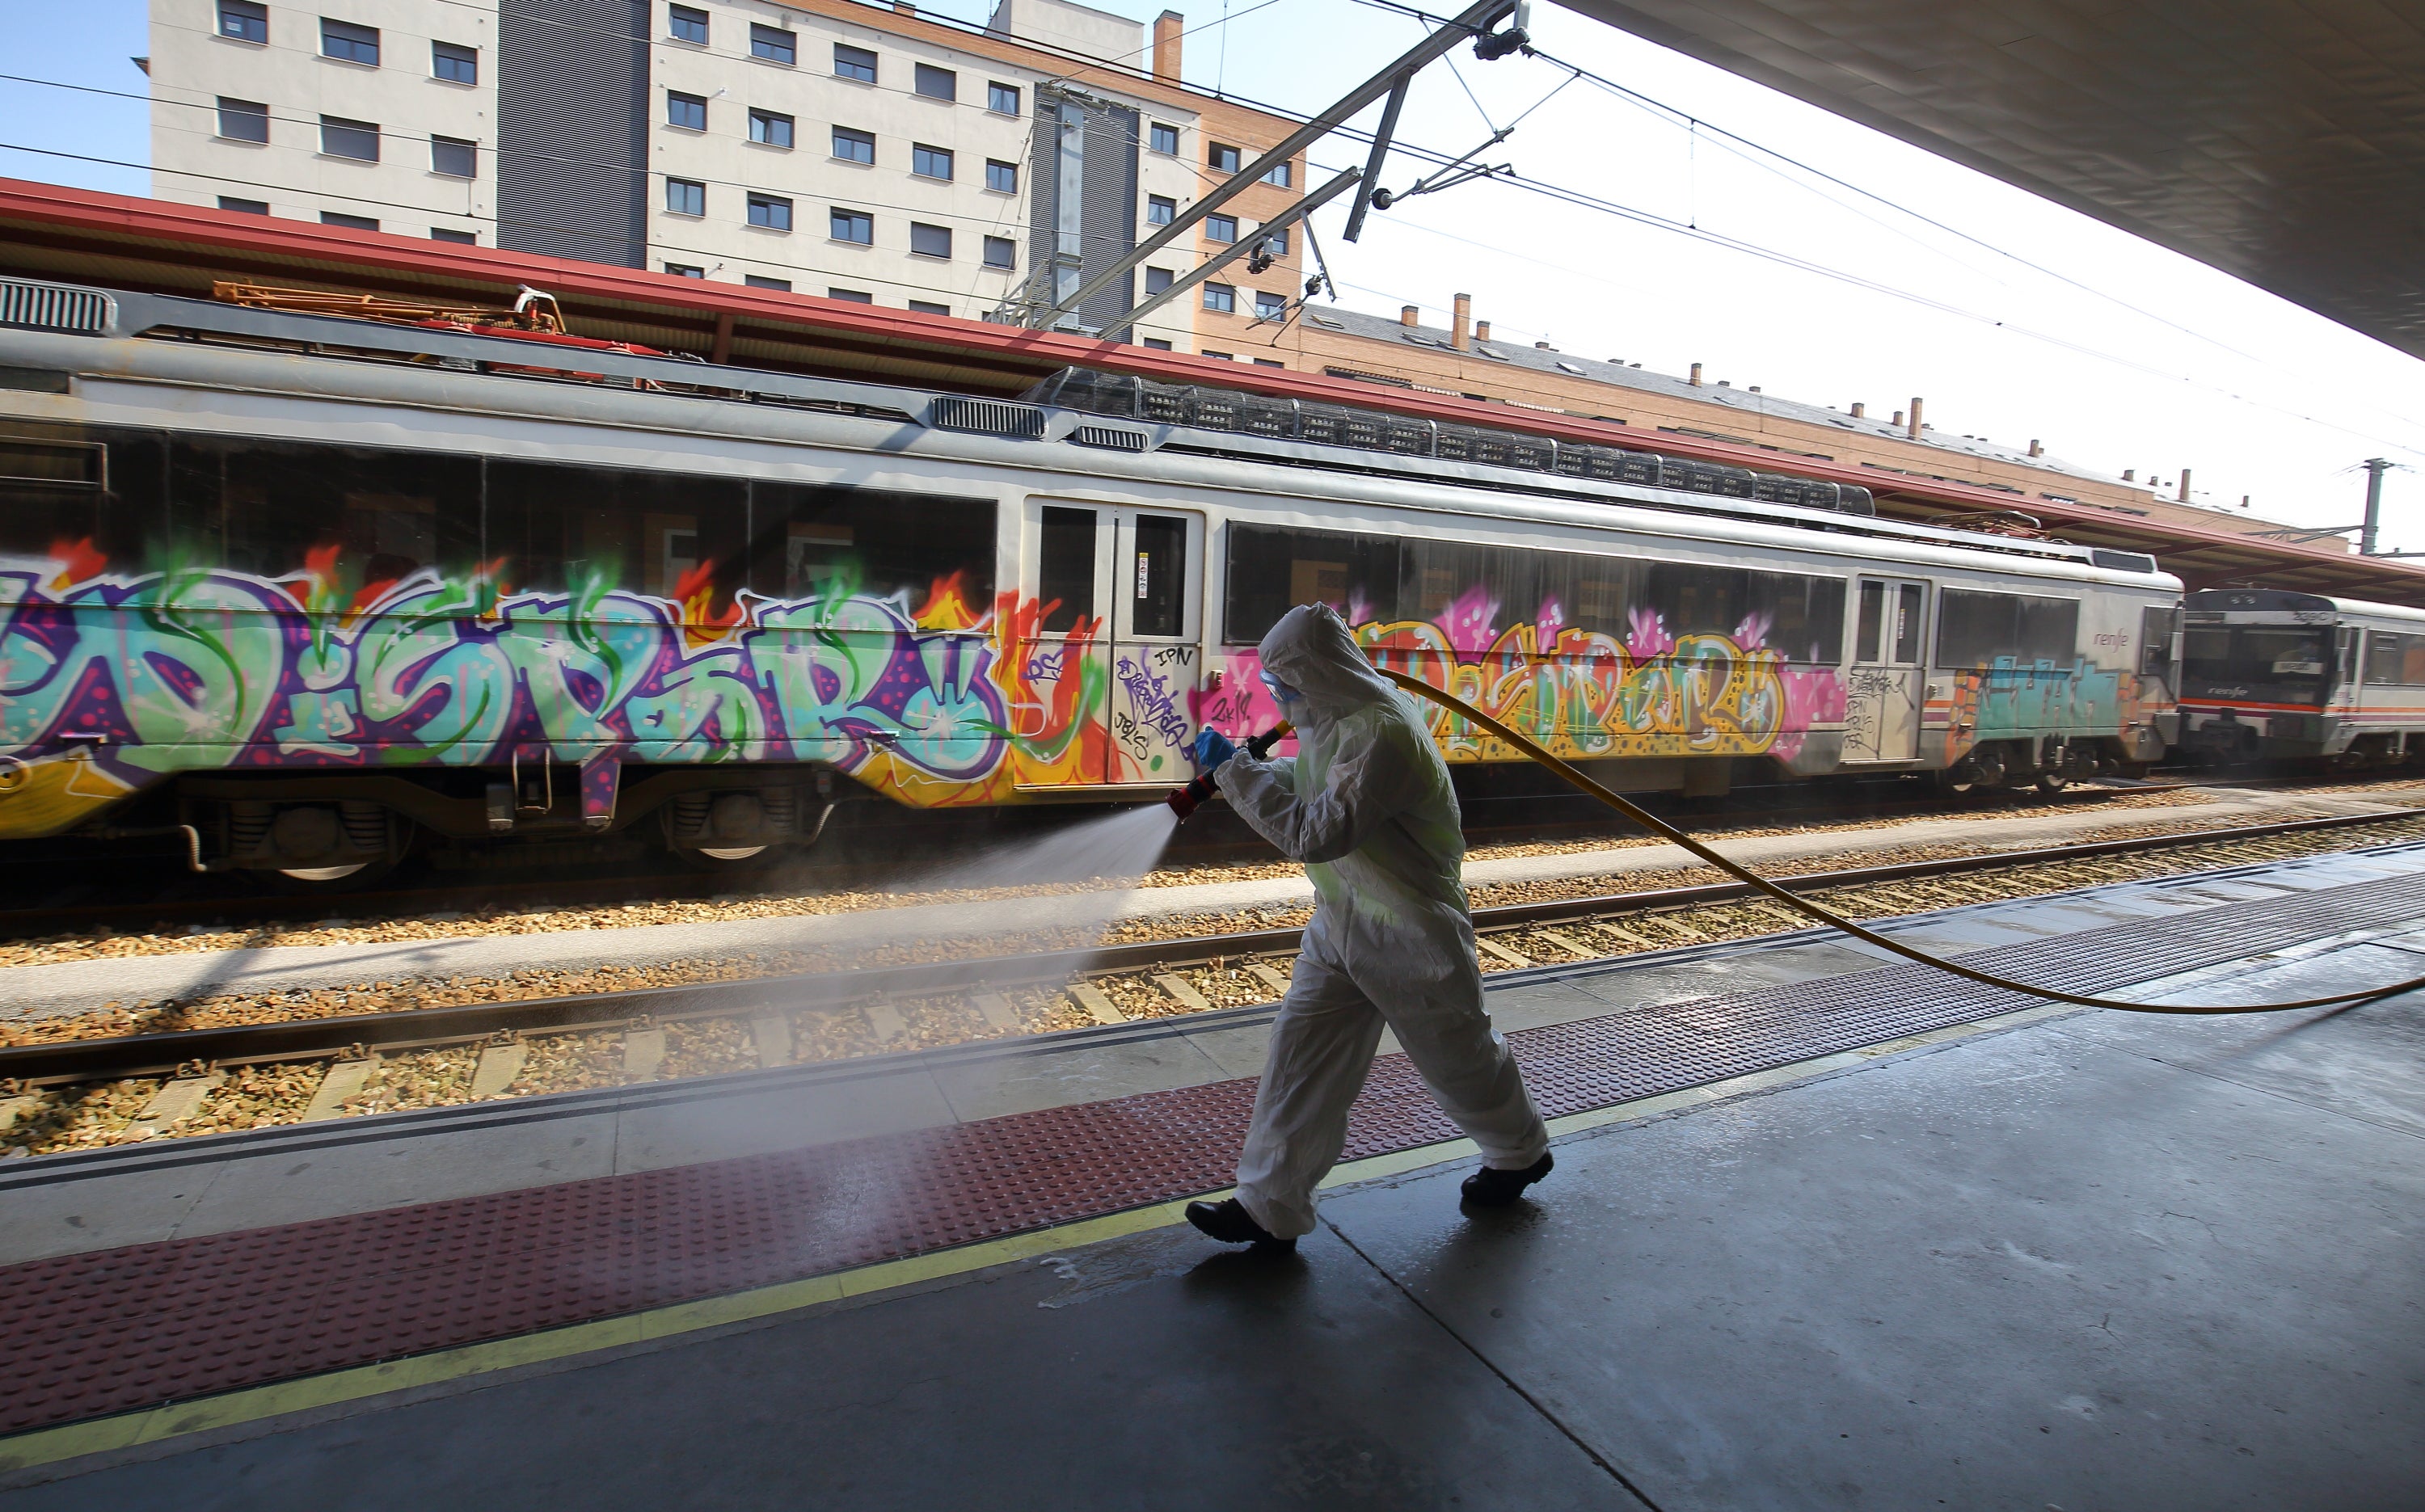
[2, 866, 2418, 1439]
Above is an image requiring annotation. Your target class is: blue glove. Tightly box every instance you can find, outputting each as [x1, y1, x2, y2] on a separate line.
[1192, 727, 1238, 771]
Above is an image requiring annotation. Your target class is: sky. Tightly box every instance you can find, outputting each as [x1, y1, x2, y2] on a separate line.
[4, 0, 2423, 548]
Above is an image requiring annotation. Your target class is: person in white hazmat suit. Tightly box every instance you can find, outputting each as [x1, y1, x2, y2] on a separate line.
[1184, 604, 1552, 1249]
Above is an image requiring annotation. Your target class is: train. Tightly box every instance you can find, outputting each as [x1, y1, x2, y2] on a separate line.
[2180, 588, 2425, 765]
[0, 275, 2185, 885]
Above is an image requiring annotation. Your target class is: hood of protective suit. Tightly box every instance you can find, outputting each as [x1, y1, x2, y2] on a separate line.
[1258, 604, 1397, 727]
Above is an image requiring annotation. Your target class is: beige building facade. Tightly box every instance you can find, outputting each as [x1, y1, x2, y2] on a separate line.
[146, 0, 1309, 350]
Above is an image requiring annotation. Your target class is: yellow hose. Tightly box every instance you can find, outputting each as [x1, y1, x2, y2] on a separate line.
[1377, 668, 2425, 1017]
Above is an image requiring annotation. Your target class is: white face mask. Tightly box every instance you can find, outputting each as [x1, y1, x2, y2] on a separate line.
[1259, 669, 1301, 705]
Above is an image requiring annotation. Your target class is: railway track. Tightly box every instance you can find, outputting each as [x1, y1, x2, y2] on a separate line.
[2, 807, 2418, 1160]
[0, 768, 2376, 943]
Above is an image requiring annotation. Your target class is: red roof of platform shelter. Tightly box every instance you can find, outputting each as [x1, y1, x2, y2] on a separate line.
[6, 177, 2422, 606]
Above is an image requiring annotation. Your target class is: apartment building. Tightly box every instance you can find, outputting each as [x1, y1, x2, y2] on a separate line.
[147, 0, 1310, 352]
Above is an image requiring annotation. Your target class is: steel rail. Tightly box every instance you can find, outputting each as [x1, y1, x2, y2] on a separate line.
[2, 806, 2414, 1088]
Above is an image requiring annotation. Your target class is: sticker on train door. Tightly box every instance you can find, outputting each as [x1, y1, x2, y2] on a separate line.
[1844, 579, 1926, 763]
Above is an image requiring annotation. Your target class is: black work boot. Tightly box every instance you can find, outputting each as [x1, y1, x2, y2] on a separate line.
[1461, 1152, 1554, 1208]
[1185, 1198, 1294, 1249]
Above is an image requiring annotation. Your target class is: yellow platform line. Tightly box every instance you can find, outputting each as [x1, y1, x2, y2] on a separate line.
[0, 998, 2076, 1478]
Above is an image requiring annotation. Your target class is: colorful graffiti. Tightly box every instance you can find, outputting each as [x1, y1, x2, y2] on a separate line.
[0, 544, 1107, 836]
[1938, 659, 2151, 764]
[1197, 589, 1846, 765]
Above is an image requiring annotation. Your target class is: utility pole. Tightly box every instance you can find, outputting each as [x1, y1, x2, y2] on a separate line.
[1025, 0, 1521, 330]
[2361, 457, 2391, 555]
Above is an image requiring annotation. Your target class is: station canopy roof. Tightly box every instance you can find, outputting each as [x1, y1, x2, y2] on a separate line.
[6, 178, 2425, 606]
[1558, 0, 2425, 362]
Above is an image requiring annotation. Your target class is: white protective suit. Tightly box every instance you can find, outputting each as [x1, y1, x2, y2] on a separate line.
[1220, 604, 1549, 1238]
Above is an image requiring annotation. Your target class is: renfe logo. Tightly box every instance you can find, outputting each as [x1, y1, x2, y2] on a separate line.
[2093, 631, 2131, 649]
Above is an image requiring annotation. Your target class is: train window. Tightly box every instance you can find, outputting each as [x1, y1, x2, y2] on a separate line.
[2364, 630, 2425, 685]
[1132, 513, 1187, 637]
[2139, 606, 2178, 676]
[1855, 582, 1883, 662]
[487, 460, 744, 605]
[748, 483, 993, 611]
[1934, 589, 2078, 669]
[1893, 583, 1924, 663]
[1755, 571, 1846, 664]
[169, 437, 481, 592]
[1546, 552, 1639, 638]
[1037, 506, 1099, 634]
[1404, 540, 1537, 631]
[0, 426, 162, 570]
[1224, 524, 1402, 644]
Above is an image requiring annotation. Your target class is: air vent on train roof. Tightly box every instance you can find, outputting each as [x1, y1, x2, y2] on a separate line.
[0, 279, 112, 337]
[930, 395, 1046, 438]
[2090, 550, 2160, 575]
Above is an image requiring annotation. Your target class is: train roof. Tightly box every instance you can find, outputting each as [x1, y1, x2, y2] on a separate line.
[2, 274, 2179, 585]
[2187, 588, 2425, 625]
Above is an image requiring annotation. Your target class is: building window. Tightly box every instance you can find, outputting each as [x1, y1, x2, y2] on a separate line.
[217, 96, 269, 143]
[320, 115, 379, 161]
[1146, 194, 1175, 225]
[432, 227, 477, 244]
[909, 299, 951, 315]
[827, 287, 873, 303]
[1254, 290, 1286, 319]
[1142, 337, 1172, 350]
[1252, 357, 1285, 368]
[668, 4, 707, 44]
[913, 63, 955, 100]
[218, 195, 269, 213]
[749, 109, 794, 147]
[982, 235, 1014, 269]
[1208, 141, 1240, 173]
[321, 19, 380, 65]
[830, 208, 872, 243]
[666, 91, 706, 130]
[912, 143, 952, 179]
[1261, 161, 1292, 187]
[748, 193, 794, 230]
[431, 135, 477, 178]
[1144, 267, 1172, 293]
[909, 221, 951, 259]
[751, 23, 796, 63]
[665, 262, 704, 277]
[1150, 121, 1179, 155]
[989, 81, 1020, 115]
[1204, 213, 1237, 242]
[1257, 225, 1289, 255]
[832, 126, 874, 163]
[321, 211, 377, 230]
[218, 0, 268, 43]
[1203, 282, 1235, 313]
[432, 41, 477, 83]
[664, 177, 705, 216]
[745, 275, 791, 290]
[1201, 349, 1232, 360]
[833, 43, 877, 82]
[985, 158, 1018, 193]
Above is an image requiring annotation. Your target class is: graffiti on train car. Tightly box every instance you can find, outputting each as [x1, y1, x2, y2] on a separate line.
[0, 544, 1111, 833]
[1198, 596, 1848, 763]
[1938, 658, 2151, 764]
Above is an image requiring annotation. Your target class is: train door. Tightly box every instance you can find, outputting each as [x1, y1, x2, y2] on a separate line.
[1844, 577, 1926, 763]
[1018, 501, 1203, 787]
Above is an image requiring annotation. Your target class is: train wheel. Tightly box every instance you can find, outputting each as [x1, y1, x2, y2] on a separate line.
[2033, 771, 2069, 795]
[673, 843, 777, 872]
[264, 857, 399, 893]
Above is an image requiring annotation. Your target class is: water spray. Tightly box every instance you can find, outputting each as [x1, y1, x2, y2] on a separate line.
[1371, 668, 2425, 1017]
[1166, 725, 1293, 820]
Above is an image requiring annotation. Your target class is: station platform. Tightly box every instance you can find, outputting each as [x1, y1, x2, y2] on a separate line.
[2, 845, 2422, 1507]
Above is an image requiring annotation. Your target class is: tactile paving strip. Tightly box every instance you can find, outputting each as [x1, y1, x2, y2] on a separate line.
[3, 866, 2420, 1439]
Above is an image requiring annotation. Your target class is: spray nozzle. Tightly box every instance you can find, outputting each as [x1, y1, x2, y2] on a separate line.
[1166, 723, 1292, 819]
